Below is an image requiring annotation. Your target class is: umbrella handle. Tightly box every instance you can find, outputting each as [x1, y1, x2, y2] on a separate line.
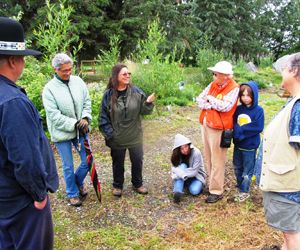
[76, 127, 81, 151]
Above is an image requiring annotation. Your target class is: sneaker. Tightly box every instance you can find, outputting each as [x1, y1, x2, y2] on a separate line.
[173, 191, 181, 202]
[79, 186, 88, 197]
[70, 197, 82, 207]
[234, 190, 240, 202]
[112, 188, 122, 197]
[238, 192, 250, 202]
[261, 246, 281, 250]
[133, 186, 148, 194]
[205, 194, 223, 203]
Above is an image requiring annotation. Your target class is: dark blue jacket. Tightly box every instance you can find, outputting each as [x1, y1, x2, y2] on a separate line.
[0, 75, 59, 219]
[233, 81, 265, 150]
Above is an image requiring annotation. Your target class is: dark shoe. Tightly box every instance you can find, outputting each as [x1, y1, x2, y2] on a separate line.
[79, 186, 88, 197]
[261, 246, 281, 250]
[201, 186, 210, 195]
[205, 194, 223, 203]
[70, 197, 82, 207]
[112, 188, 122, 197]
[133, 186, 148, 194]
[173, 191, 181, 202]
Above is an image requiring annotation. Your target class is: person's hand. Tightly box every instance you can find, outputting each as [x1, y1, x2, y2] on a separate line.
[146, 93, 155, 103]
[81, 126, 89, 134]
[34, 196, 47, 210]
[204, 95, 211, 102]
[76, 118, 88, 130]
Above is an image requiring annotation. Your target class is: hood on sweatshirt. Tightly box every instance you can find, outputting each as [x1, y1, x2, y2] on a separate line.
[173, 134, 191, 150]
[240, 81, 259, 110]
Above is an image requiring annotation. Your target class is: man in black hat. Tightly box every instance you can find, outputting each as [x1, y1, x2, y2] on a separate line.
[0, 17, 59, 250]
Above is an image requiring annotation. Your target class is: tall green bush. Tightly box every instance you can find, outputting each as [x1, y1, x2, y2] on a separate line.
[130, 18, 192, 106]
[96, 35, 121, 79]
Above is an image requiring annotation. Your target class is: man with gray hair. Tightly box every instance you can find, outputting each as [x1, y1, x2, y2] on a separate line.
[0, 17, 59, 249]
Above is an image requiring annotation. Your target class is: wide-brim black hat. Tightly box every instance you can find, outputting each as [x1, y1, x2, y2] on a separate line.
[0, 17, 41, 56]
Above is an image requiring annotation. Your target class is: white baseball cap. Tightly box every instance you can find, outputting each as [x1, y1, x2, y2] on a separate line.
[207, 61, 233, 75]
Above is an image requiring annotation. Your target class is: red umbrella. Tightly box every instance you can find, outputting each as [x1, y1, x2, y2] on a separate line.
[83, 137, 101, 202]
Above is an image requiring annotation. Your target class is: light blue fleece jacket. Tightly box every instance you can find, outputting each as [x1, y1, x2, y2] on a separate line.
[42, 75, 92, 142]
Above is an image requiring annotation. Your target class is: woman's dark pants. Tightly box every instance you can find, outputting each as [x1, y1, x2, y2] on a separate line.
[111, 144, 144, 189]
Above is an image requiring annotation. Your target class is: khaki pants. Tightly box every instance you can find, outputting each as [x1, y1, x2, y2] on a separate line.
[201, 117, 228, 195]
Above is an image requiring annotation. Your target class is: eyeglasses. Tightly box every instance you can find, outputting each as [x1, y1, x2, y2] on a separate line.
[120, 72, 131, 77]
[59, 68, 73, 74]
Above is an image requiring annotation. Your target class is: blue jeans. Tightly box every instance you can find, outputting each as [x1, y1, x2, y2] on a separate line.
[173, 163, 203, 195]
[54, 136, 89, 198]
[233, 147, 257, 193]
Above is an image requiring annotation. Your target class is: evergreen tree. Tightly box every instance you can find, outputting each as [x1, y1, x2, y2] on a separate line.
[261, 0, 300, 58]
[191, 0, 264, 58]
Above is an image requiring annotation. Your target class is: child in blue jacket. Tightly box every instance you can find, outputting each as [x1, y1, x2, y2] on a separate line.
[233, 81, 264, 202]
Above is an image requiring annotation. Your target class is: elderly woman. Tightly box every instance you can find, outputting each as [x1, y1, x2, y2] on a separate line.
[98, 63, 155, 197]
[196, 61, 239, 203]
[42, 53, 92, 207]
[254, 53, 300, 250]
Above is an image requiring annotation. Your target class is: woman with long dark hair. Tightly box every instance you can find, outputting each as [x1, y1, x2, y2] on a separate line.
[98, 63, 155, 197]
[171, 134, 206, 202]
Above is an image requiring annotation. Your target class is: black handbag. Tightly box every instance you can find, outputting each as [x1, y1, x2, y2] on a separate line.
[218, 112, 233, 148]
[220, 129, 233, 148]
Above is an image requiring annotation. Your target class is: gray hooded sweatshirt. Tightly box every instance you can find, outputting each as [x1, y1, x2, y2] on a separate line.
[171, 134, 206, 184]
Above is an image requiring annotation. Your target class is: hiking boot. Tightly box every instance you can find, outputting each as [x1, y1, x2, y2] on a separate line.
[237, 192, 250, 202]
[173, 191, 181, 203]
[205, 194, 223, 203]
[133, 186, 148, 194]
[70, 197, 82, 207]
[79, 186, 88, 197]
[112, 188, 122, 197]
